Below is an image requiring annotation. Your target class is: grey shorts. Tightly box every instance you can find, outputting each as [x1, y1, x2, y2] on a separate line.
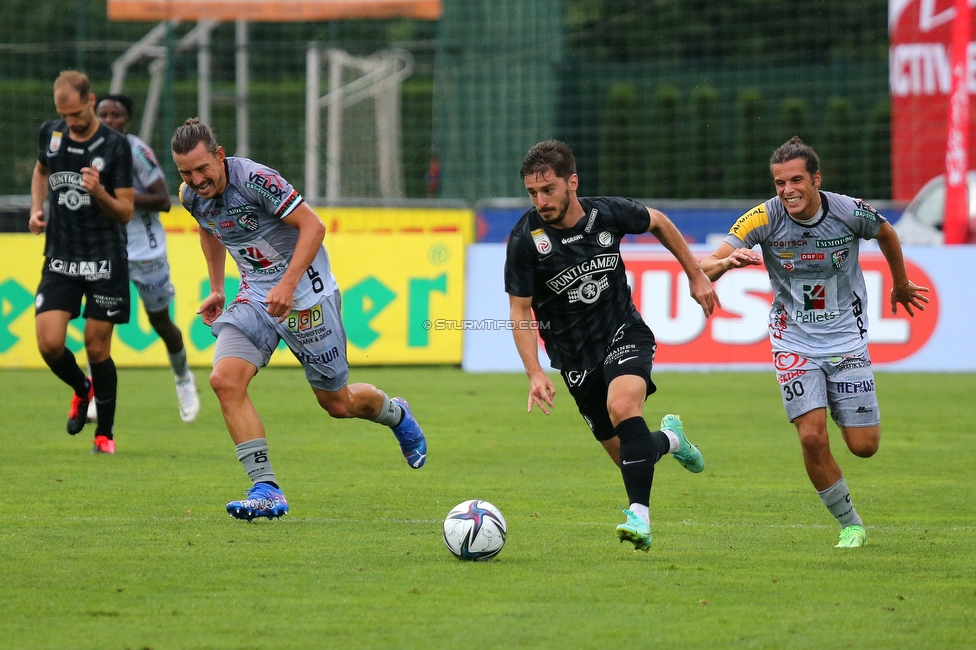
[773, 347, 880, 428]
[128, 256, 176, 313]
[211, 291, 349, 392]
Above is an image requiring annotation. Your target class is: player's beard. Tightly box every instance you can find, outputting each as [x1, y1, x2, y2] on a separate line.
[539, 194, 570, 226]
[69, 114, 95, 136]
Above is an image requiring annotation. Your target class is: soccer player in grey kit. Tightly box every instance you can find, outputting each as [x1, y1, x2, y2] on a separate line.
[96, 93, 200, 424]
[700, 137, 929, 548]
[171, 119, 427, 520]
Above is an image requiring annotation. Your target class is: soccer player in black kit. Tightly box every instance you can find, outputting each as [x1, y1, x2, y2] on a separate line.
[505, 141, 718, 551]
[29, 70, 134, 454]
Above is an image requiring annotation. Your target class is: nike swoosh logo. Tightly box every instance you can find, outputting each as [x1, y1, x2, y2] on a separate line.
[618, 356, 638, 364]
[106, 309, 121, 317]
[621, 459, 646, 465]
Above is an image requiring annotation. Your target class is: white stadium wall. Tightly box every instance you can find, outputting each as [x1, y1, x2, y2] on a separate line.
[463, 244, 976, 373]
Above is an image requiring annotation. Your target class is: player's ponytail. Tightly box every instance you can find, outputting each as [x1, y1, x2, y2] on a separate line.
[172, 118, 220, 155]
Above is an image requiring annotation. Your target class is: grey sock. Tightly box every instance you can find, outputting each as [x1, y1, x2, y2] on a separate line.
[169, 347, 190, 379]
[236, 438, 277, 485]
[372, 392, 403, 427]
[817, 477, 863, 528]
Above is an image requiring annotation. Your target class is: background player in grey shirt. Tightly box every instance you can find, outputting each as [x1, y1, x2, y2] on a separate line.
[700, 137, 929, 548]
[171, 119, 426, 521]
[96, 93, 200, 424]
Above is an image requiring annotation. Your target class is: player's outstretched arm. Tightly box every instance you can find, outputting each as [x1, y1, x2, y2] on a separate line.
[647, 207, 720, 317]
[509, 294, 555, 414]
[198, 227, 227, 326]
[700, 242, 763, 282]
[875, 221, 930, 316]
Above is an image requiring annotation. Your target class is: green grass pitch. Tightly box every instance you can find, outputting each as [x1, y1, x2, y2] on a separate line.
[2, 367, 973, 648]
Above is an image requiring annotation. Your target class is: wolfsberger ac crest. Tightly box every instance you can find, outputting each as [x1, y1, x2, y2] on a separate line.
[831, 247, 850, 269]
[237, 213, 259, 232]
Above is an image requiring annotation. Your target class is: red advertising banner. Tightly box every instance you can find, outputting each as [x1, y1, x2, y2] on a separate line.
[890, 0, 976, 201]
[622, 252, 939, 365]
[107, 0, 441, 22]
[944, 0, 973, 242]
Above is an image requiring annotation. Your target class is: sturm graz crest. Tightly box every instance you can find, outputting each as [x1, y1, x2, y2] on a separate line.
[237, 214, 259, 231]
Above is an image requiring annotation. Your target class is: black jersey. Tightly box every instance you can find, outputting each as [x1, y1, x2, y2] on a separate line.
[504, 196, 651, 370]
[37, 119, 133, 261]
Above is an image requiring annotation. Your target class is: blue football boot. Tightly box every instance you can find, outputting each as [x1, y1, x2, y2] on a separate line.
[391, 397, 427, 469]
[226, 483, 289, 521]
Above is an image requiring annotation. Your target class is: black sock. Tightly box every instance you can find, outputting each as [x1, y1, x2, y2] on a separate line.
[90, 357, 118, 439]
[615, 416, 670, 507]
[46, 349, 89, 397]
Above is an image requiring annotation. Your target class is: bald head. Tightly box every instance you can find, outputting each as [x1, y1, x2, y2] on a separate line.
[53, 70, 91, 104]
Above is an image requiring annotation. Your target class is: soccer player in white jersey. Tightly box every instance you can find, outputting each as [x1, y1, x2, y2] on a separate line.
[700, 137, 929, 548]
[171, 119, 426, 521]
[95, 94, 200, 423]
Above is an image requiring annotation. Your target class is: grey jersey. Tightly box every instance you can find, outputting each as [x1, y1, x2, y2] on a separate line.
[125, 133, 167, 260]
[180, 157, 337, 310]
[723, 191, 887, 356]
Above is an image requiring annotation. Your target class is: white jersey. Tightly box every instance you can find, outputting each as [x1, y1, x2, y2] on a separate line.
[180, 156, 337, 310]
[723, 191, 887, 356]
[124, 133, 168, 261]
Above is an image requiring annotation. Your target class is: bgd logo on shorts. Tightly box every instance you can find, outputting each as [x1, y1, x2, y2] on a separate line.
[287, 304, 323, 332]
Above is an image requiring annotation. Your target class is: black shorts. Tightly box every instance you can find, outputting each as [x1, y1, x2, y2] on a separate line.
[35, 257, 130, 324]
[560, 321, 657, 441]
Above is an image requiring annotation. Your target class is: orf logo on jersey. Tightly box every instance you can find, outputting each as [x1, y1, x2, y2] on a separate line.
[237, 214, 259, 232]
[802, 284, 826, 310]
[531, 228, 552, 255]
[49, 131, 62, 153]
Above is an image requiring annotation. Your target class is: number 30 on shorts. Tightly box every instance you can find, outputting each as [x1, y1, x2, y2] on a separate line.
[782, 380, 805, 401]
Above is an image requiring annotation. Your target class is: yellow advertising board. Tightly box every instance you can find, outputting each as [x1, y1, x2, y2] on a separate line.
[0, 233, 463, 369]
[161, 204, 475, 244]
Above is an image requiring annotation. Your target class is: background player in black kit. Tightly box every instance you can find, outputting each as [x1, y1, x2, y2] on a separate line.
[29, 70, 134, 454]
[505, 140, 718, 551]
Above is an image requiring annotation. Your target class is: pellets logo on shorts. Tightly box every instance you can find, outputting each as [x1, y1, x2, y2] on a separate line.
[287, 305, 324, 333]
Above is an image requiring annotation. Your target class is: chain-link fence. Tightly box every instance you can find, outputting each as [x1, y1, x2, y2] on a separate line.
[2, 0, 891, 212]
